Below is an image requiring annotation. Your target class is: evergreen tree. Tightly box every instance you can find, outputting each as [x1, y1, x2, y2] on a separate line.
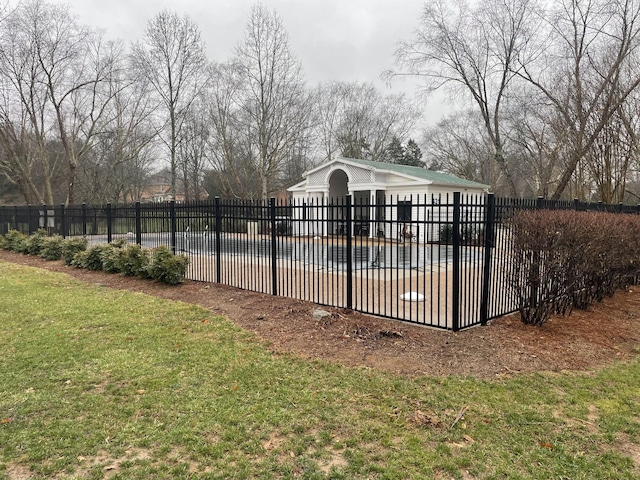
[402, 139, 424, 167]
[384, 136, 405, 164]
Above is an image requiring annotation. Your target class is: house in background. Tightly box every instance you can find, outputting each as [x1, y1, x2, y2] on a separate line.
[287, 157, 489, 241]
[137, 183, 186, 203]
[123, 170, 209, 203]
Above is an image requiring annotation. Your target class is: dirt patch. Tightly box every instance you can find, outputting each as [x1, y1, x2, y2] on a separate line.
[616, 433, 640, 469]
[71, 448, 153, 479]
[5, 463, 33, 480]
[2, 250, 640, 379]
[317, 448, 348, 474]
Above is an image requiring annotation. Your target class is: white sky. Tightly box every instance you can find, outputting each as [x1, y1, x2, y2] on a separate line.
[49, 0, 448, 124]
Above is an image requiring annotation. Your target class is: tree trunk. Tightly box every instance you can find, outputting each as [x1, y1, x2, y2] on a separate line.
[495, 148, 518, 197]
[67, 162, 76, 205]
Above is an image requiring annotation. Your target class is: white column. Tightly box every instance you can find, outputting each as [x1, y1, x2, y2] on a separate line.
[322, 190, 329, 237]
[369, 191, 376, 239]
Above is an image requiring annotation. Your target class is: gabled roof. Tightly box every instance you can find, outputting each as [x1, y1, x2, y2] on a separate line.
[341, 157, 489, 189]
[294, 157, 489, 190]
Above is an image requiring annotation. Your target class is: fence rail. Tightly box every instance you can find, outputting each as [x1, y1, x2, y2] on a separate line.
[2, 195, 638, 331]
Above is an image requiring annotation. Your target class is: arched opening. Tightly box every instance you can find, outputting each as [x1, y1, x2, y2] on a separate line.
[328, 169, 348, 200]
[328, 169, 349, 234]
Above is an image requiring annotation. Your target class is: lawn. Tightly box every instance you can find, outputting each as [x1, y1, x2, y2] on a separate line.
[0, 260, 639, 479]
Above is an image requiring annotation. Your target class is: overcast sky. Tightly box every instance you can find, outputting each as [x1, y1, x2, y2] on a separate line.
[49, 0, 446, 122]
[52, 0, 422, 84]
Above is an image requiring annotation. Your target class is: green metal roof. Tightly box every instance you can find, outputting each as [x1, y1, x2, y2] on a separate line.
[341, 157, 489, 189]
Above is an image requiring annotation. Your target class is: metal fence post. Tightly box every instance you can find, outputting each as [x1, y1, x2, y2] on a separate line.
[106, 203, 112, 243]
[170, 200, 177, 253]
[43, 205, 48, 233]
[346, 194, 353, 309]
[82, 203, 87, 237]
[60, 204, 66, 238]
[452, 192, 461, 332]
[26, 205, 32, 234]
[215, 197, 221, 283]
[270, 197, 278, 296]
[135, 201, 142, 245]
[480, 194, 495, 326]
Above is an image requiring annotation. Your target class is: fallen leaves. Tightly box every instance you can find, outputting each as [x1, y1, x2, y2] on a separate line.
[449, 434, 476, 448]
[408, 410, 441, 428]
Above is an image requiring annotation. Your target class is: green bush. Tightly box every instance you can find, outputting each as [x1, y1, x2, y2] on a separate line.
[100, 242, 128, 274]
[147, 246, 189, 285]
[118, 244, 151, 277]
[110, 238, 129, 249]
[62, 238, 88, 266]
[24, 229, 48, 255]
[4, 230, 29, 253]
[0, 234, 7, 250]
[71, 250, 90, 269]
[74, 244, 110, 270]
[39, 235, 65, 261]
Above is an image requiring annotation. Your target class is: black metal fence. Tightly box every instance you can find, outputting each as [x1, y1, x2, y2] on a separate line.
[2, 194, 638, 331]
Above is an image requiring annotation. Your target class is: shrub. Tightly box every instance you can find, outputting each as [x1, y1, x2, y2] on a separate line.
[438, 224, 454, 244]
[0, 234, 7, 250]
[117, 244, 150, 277]
[74, 244, 111, 270]
[4, 230, 29, 253]
[110, 238, 129, 249]
[39, 235, 65, 261]
[510, 211, 568, 326]
[62, 238, 88, 266]
[147, 246, 189, 285]
[438, 224, 480, 245]
[71, 250, 90, 269]
[510, 209, 640, 326]
[24, 229, 48, 255]
[100, 242, 127, 274]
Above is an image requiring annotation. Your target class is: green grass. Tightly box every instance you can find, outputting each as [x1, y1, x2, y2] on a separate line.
[0, 260, 639, 479]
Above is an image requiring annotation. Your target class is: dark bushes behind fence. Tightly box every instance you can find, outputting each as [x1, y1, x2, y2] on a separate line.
[511, 210, 640, 325]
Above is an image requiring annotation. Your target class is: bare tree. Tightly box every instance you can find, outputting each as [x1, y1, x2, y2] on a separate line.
[499, 87, 571, 198]
[132, 9, 207, 200]
[78, 58, 158, 204]
[390, 0, 537, 196]
[313, 81, 346, 163]
[519, 0, 640, 200]
[314, 81, 421, 163]
[422, 111, 498, 186]
[204, 60, 259, 199]
[0, 0, 122, 205]
[18, 0, 122, 205]
[0, 0, 58, 204]
[177, 101, 209, 202]
[235, 4, 312, 199]
[583, 97, 640, 203]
